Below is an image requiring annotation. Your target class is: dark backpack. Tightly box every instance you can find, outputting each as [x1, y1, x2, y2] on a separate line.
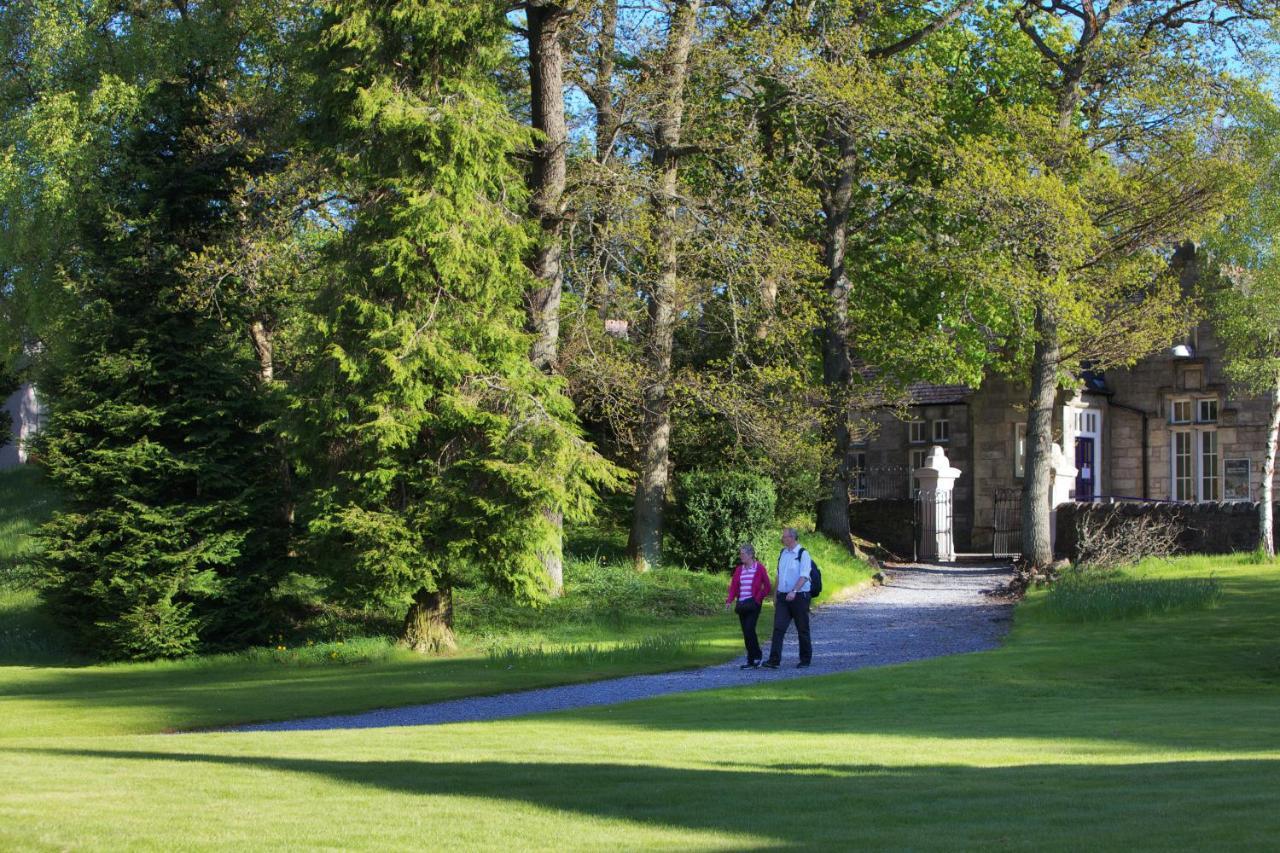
[784, 546, 822, 599]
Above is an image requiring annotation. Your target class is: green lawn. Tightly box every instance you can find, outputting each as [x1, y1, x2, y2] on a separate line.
[1, 553, 1277, 849]
[0, 467, 874, 737]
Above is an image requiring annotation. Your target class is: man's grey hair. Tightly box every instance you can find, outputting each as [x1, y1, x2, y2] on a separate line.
[782, 527, 799, 540]
[739, 543, 756, 558]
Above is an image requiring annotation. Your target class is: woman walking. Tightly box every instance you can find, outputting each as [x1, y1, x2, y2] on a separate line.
[725, 544, 772, 668]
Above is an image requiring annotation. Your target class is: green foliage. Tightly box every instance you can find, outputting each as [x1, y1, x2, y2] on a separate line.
[294, 0, 623, 620]
[0, 466, 54, 583]
[0, 467, 72, 664]
[0, 2, 295, 659]
[0, 369, 17, 449]
[1044, 571, 1221, 622]
[671, 469, 777, 572]
[1205, 93, 1280, 396]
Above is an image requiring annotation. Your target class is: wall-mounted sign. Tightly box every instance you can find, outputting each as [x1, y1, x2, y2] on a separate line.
[1224, 458, 1251, 502]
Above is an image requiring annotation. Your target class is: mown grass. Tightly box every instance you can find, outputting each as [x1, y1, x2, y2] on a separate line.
[1, 552, 1277, 850]
[0, 467, 875, 736]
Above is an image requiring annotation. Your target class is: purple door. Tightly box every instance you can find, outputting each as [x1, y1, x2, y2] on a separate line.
[1075, 437, 1095, 501]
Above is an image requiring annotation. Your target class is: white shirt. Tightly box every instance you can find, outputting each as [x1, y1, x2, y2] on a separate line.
[776, 545, 812, 594]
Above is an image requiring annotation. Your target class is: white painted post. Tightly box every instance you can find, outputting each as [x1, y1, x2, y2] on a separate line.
[914, 445, 962, 562]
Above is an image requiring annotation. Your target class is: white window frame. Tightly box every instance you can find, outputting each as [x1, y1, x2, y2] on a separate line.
[1070, 407, 1103, 500]
[1170, 399, 1192, 425]
[909, 419, 928, 444]
[1200, 430, 1220, 501]
[1172, 429, 1195, 501]
[1197, 398, 1218, 424]
[933, 418, 950, 443]
[1170, 426, 1222, 502]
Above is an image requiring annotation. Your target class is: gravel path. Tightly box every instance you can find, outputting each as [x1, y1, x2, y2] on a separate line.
[231, 561, 1014, 732]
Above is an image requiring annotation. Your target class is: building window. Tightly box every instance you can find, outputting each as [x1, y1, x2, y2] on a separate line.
[1170, 399, 1192, 424]
[1197, 398, 1218, 424]
[851, 451, 867, 498]
[909, 419, 927, 444]
[1201, 431, 1220, 500]
[1173, 430, 1195, 501]
[1014, 422, 1026, 479]
[1172, 427, 1221, 502]
[933, 418, 950, 443]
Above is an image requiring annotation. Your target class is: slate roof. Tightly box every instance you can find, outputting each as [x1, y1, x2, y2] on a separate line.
[906, 382, 972, 406]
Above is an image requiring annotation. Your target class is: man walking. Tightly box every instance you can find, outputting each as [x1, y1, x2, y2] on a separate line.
[762, 527, 812, 669]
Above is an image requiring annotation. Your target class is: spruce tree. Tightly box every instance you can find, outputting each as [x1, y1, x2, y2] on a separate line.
[1, 2, 291, 659]
[298, 0, 621, 651]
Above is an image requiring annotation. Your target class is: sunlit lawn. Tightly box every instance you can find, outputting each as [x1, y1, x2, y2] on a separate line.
[2, 553, 1277, 849]
[0, 467, 874, 738]
[0, 542, 872, 738]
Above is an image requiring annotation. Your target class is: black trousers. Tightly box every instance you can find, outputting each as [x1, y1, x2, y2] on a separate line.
[735, 599, 763, 663]
[766, 592, 811, 665]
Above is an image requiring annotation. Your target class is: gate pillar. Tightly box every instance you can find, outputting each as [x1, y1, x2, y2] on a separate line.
[914, 445, 961, 562]
[1048, 444, 1079, 552]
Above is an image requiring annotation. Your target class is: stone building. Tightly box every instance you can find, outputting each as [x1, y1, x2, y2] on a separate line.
[853, 261, 1280, 554]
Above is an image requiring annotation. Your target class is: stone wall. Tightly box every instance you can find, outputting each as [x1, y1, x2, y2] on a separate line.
[848, 499, 915, 558]
[1055, 500, 1269, 560]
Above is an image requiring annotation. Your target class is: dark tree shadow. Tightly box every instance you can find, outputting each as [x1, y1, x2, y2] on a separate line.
[12, 747, 1280, 848]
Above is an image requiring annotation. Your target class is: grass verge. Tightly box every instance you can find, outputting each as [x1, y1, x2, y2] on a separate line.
[1044, 569, 1222, 621]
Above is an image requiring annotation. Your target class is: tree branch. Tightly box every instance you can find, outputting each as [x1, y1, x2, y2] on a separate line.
[865, 0, 977, 61]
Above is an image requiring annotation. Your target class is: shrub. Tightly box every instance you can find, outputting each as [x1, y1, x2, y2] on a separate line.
[671, 469, 776, 572]
[1074, 505, 1183, 571]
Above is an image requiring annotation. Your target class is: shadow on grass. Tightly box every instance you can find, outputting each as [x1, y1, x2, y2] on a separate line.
[12, 747, 1280, 846]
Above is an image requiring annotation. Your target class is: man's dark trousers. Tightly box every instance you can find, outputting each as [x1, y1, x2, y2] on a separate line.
[735, 599, 763, 663]
[765, 592, 811, 665]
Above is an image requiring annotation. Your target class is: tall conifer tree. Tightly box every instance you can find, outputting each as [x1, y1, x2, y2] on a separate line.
[0, 1, 290, 659]
[299, 0, 621, 650]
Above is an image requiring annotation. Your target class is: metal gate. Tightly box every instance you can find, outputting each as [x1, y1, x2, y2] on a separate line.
[913, 488, 954, 562]
[992, 487, 1022, 558]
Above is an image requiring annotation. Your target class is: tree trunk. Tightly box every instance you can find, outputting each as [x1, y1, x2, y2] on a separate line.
[525, 0, 570, 373]
[590, 0, 619, 320]
[1021, 302, 1061, 567]
[814, 139, 858, 548]
[526, 1, 571, 594]
[402, 587, 457, 653]
[628, 0, 700, 572]
[756, 209, 781, 341]
[249, 318, 274, 383]
[1261, 375, 1280, 558]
